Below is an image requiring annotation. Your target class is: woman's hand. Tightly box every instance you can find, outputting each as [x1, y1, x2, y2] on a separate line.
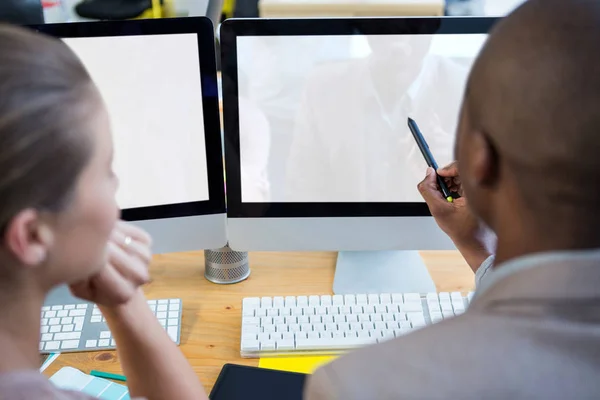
[70, 221, 152, 307]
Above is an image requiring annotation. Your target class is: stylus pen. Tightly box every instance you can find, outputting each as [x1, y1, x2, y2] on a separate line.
[90, 370, 127, 382]
[407, 117, 455, 203]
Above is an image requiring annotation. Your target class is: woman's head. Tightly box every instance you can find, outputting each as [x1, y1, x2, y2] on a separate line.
[0, 25, 119, 290]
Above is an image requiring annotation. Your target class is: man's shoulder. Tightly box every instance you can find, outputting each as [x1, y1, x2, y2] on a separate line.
[304, 313, 505, 400]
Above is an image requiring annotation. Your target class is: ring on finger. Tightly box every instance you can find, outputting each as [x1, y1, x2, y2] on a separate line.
[124, 236, 133, 247]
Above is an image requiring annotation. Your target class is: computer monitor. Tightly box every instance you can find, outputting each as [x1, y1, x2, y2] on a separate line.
[34, 18, 226, 304]
[36, 18, 227, 255]
[220, 17, 498, 293]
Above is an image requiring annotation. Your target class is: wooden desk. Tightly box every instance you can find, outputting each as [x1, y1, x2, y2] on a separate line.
[44, 250, 474, 392]
[259, 0, 444, 18]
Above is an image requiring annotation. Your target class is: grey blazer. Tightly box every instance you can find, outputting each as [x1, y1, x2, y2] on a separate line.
[304, 250, 600, 399]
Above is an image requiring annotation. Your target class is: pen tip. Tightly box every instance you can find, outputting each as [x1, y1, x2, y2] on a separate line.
[446, 196, 453, 203]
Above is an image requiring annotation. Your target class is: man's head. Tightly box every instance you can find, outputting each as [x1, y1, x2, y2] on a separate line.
[457, 0, 600, 250]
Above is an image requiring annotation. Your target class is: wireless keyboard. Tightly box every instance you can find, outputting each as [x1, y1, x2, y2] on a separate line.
[240, 292, 474, 357]
[40, 298, 182, 353]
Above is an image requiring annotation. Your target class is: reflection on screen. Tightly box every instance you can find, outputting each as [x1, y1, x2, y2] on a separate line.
[237, 34, 487, 203]
[64, 34, 210, 209]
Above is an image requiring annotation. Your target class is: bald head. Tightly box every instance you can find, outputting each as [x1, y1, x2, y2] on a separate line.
[459, 0, 600, 210]
[456, 0, 600, 253]
[464, 0, 600, 201]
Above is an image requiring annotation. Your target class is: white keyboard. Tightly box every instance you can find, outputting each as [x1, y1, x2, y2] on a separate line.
[40, 298, 182, 353]
[240, 292, 474, 357]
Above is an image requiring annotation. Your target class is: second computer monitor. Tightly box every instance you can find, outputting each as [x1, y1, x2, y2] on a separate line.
[37, 18, 227, 254]
[221, 17, 497, 252]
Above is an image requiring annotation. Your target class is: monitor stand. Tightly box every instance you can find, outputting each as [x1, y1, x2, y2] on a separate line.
[333, 251, 436, 294]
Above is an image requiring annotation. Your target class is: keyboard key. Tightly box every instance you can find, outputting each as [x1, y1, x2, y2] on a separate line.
[50, 326, 61, 333]
[45, 341, 60, 351]
[61, 317, 73, 325]
[297, 296, 308, 306]
[168, 311, 180, 319]
[41, 333, 53, 341]
[92, 308, 102, 316]
[76, 304, 87, 309]
[57, 310, 69, 318]
[380, 294, 392, 304]
[284, 296, 296, 308]
[41, 318, 48, 326]
[69, 310, 86, 317]
[169, 303, 180, 311]
[241, 339, 260, 352]
[167, 326, 179, 342]
[404, 293, 421, 302]
[355, 294, 368, 305]
[367, 294, 380, 305]
[332, 295, 344, 306]
[42, 306, 50, 311]
[45, 311, 56, 318]
[61, 340, 80, 350]
[100, 331, 111, 339]
[168, 318, 178, 326]
[157, 305, 168, 312]
[62, 324, 75, 332]
[90, 316, 101, 323]
[51, 306, 63, 311]
[309, 296, 320, 307]
[64, 305, 76, 310]
[261, 297, 272, 308]
[439, 292, 451, 302]
[156, 311, 168, 319]
[158, 299, 169, 305]
[54, 332, 81, 341]
[344, 295, 356, 305]
[273, 296, 284, 307]
[41, 326, 49, 334]
[74, 317, 84, 331]
[85, 340, 97, 348]
[321, 295, 332, 306]
[278, 340, 295, 350]
[111, 339, 116, 347]
[98, 339, 110, 347]
[49, 318, 60, 325]
[147, 300, 157, 306]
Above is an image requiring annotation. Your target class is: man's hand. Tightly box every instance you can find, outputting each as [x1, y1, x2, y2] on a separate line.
[417, 162, 494, 272]
[70, 221, 152, 307]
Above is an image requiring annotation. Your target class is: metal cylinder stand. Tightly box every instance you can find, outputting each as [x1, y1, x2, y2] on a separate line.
[204, 244, 250, 284]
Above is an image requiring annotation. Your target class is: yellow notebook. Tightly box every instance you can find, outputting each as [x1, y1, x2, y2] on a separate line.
[259, 356, 336, 374]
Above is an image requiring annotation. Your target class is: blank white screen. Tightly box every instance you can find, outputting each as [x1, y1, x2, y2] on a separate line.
[64, 34, 210, 209]
[237, 34, 487, 203]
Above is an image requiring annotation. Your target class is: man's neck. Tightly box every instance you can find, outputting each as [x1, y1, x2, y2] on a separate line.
[0, 280, 45, 373]
[493, 223, 600, 267]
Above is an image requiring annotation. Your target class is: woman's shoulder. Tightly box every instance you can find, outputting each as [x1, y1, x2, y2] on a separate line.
[0, 370, 144, 400]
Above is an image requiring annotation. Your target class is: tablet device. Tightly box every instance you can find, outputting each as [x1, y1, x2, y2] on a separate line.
[210, 364, 307, 400]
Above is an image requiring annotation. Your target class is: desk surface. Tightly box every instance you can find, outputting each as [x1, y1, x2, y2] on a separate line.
[43, 250, 474, 392]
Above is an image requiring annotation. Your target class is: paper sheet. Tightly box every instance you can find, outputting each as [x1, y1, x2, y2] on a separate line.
[50, 367, 130, 400]
[258, 356, 336, 374]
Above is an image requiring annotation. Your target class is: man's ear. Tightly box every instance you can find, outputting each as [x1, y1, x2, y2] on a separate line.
[469, 130, 499, 188]
[4, 209, 54, 267]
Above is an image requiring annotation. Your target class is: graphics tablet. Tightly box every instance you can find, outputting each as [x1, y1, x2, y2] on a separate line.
[210, 364, 307, 400]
